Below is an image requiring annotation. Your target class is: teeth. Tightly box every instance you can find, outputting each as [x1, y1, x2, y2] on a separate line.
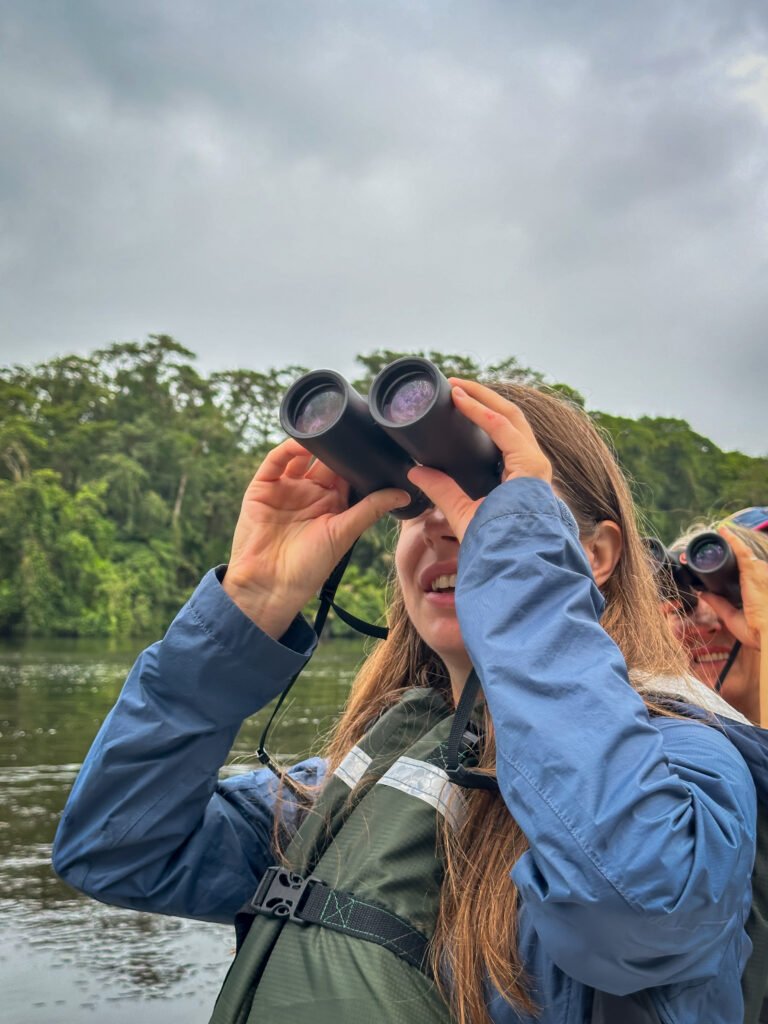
[431, 573, 457, 592]
[694, 653, 729, 664]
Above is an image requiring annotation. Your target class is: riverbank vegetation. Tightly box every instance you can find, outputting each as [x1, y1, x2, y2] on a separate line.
[1, 335, 764, 637]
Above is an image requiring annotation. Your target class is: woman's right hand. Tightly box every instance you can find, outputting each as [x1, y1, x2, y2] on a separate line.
[698, 526, 768, 651]
[221, 439, 410, 639]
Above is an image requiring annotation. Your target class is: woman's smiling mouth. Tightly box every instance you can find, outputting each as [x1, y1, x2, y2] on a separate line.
[419, 562, 459, 605]
[690, 646, 732, 666]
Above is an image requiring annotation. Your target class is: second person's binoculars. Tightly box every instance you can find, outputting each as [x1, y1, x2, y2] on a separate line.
[279, 357, 503, 518]
[645, 534, 742, 610]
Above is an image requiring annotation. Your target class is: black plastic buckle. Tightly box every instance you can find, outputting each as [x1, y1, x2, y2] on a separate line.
[249, 867, 317, 923]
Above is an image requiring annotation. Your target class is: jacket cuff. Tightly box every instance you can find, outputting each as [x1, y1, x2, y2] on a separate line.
[186, 566, 318, 674]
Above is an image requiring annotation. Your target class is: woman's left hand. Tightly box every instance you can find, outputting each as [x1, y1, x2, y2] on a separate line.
[698, 527, 768, 651]
[407, 378, 553, 542]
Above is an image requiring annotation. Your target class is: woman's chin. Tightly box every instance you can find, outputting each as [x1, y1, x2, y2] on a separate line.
[425, 631, 470, 672]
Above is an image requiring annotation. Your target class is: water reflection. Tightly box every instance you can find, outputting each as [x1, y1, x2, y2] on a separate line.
[0, 636, 362, 1023]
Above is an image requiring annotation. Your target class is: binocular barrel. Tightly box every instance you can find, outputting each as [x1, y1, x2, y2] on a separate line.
[643, 537, 668, 568]
[685, 532, 741, 608]
[279, 370, 430, 519]
[279, 358, 503, 519]
[643, 538, 698, 612]
[367, 357, 501, 500]
[644, 532, 742, 608]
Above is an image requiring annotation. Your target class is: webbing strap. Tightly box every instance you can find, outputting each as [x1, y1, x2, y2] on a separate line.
[300, 881, 429, 971]
[325, 599, 389, 639]
[254, 547, 357, 793]
[237, 866, 430, 972]
[254, 542, 389, 792]
[716, 640, 741, 693]
[445, 669, 499, 792]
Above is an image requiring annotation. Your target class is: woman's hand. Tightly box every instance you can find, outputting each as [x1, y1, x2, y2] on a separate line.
[698, 527, 768, 651]
[222, 439, 409, 638]
[407, 378, 553, 542]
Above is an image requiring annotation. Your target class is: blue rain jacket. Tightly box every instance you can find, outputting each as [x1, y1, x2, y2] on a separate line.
[53, 478, 761, 1024]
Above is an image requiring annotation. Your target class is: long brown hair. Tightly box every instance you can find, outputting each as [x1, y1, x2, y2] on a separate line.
[321, 383, 688, 1024]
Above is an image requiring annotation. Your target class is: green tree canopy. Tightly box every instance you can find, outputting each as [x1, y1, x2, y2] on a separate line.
[0, 336, 764, 637]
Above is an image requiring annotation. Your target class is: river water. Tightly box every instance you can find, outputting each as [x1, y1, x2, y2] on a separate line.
[0, 636, 363, 1024]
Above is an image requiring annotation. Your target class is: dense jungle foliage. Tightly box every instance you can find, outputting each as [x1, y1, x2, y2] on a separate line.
[1, 335, 765, 637]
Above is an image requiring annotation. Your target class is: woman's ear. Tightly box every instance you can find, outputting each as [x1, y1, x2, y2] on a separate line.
[581, 520, 623, 586]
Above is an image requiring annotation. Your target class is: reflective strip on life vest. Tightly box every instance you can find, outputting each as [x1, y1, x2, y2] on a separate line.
[333, 745, 373, 789]
[377, 756, 468, 830]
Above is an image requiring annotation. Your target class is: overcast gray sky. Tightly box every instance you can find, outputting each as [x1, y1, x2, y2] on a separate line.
[1, 1, 766, 455]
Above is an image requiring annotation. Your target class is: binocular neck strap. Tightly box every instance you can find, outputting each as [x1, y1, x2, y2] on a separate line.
[317, 585, 389, 641]
[715, 640, 742, 694]
[445, 668, 499, 793]
[256, 543, 388, 795]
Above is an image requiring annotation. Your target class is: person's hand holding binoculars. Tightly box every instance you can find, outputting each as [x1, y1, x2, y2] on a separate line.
[699, 527, 768, 652]
[222, 439, 410, 639]
[408, 379, 552, 542]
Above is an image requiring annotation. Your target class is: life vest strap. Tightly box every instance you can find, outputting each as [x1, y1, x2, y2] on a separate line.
[237, 866, 431, 973]
[445, 669, 499, 792]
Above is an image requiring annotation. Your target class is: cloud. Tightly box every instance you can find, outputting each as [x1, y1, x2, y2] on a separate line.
[0, 0, 766, 455]
[730, 52, 768, 119]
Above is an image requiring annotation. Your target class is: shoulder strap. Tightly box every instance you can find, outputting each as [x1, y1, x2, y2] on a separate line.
[239, 867, 430, 972]
[444, 669, 499, 792]
[235, 687, 452, 951]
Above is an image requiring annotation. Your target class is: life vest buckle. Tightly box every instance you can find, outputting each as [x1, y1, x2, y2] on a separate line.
[249, 866, 318, 924]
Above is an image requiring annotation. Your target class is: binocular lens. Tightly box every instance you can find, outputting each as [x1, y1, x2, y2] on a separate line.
[643, 537, 667, 567]
[293, 385, 345, 435]
[688, 538, 726, 573]
[380, 373, 436, 425]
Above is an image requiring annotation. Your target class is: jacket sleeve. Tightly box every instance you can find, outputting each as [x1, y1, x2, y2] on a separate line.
[52, 566, 323, 925]
[455, 478, 757, 995]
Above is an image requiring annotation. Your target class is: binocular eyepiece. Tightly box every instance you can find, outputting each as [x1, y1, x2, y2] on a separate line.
[279, 357, 502, 519]
[644, 533, 742, 610]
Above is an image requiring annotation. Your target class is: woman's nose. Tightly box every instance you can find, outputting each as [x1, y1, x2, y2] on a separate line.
[690, 599, 722, 634]
[422, 506, 458, 543]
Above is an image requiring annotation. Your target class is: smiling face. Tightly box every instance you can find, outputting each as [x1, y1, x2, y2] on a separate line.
[391, 378, 678, 704]
[663, 597, 760, 715]
[394, 497, 625, 697]
[663, 598, 735, 686]
[394, 505, 472, 690]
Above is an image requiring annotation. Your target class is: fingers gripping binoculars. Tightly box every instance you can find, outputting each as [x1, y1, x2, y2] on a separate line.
[645, 534, 742, 610]
[279, 357, 503, 519]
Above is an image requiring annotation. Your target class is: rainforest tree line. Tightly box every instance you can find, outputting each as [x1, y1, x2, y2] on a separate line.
[0, 335, 765, 638]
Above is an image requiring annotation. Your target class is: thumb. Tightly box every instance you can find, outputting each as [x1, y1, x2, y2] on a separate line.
[332, 487, 411, 547]
[407, 466, 478, 540]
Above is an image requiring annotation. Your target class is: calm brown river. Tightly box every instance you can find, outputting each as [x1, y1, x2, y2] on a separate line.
[0, 635, 363, 1024]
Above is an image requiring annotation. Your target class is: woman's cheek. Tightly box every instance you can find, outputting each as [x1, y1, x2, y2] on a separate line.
[662, 609, 686, 643]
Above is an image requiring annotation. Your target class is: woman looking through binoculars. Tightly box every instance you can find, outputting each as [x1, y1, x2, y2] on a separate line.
[53, 373, 764, 1024]
[661, 515, 768, 725]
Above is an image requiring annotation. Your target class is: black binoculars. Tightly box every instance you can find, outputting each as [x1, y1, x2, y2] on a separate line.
[644, 533, 742, 610]
[279, 357, 502, 519]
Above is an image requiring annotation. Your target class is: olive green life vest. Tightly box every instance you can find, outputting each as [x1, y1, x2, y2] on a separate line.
[209, 687, 464, 1024]
[210, 686, 768, 1024]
